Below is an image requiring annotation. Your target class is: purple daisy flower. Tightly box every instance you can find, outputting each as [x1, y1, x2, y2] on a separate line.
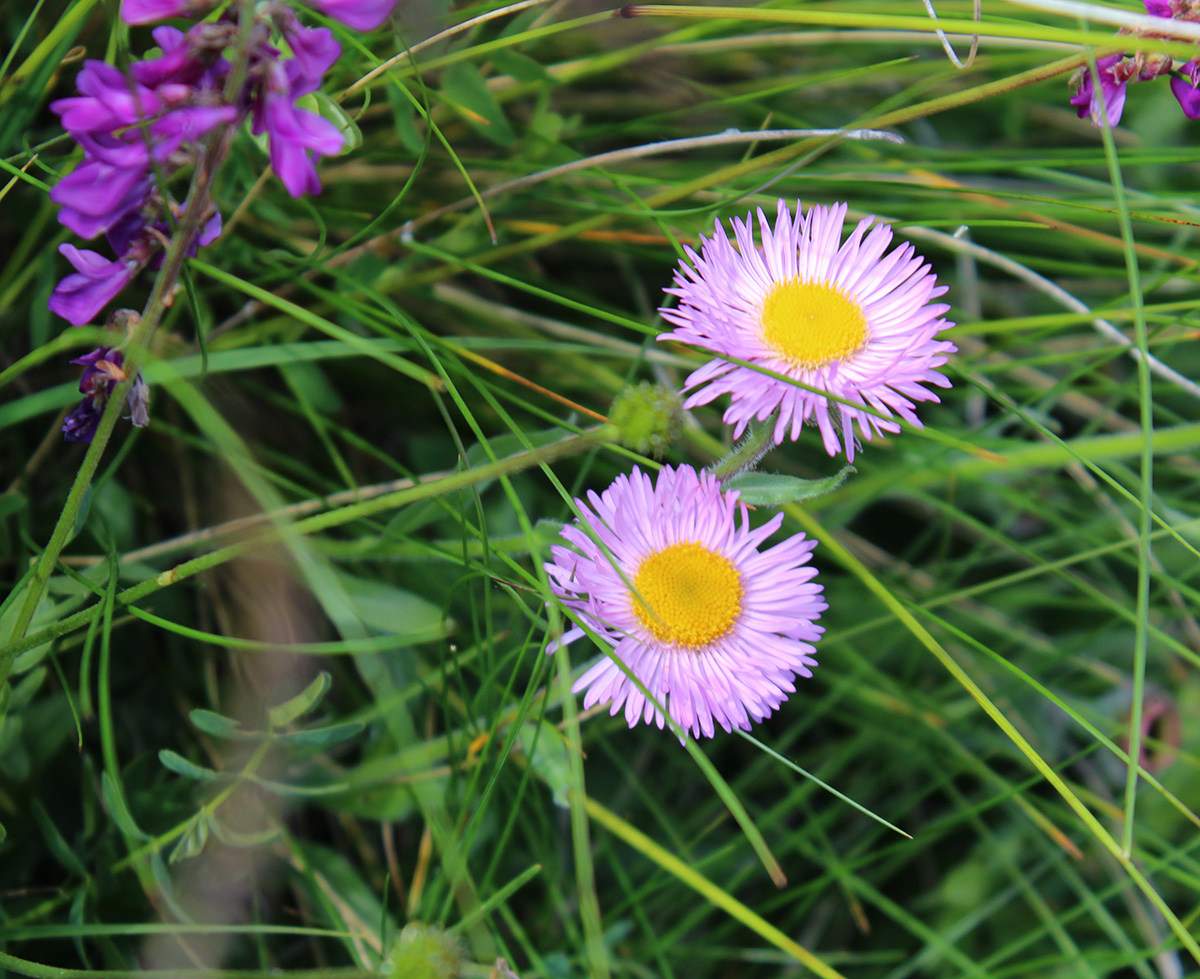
[545, 465, 825, 740]
[658, 199, 955, 461]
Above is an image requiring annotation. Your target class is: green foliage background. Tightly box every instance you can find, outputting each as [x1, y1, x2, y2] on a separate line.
[1, 1, 1199, 977]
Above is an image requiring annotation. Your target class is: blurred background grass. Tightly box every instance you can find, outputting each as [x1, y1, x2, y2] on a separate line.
[2, 0, 1200, 976]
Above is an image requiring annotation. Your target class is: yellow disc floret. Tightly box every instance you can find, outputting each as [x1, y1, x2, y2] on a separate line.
[631, 542, 742, 648]
[760, 278, 868, 370]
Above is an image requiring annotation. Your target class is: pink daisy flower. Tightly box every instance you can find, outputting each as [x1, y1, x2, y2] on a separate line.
[659, 199, 956, 460]
[545, 465, 825, 740]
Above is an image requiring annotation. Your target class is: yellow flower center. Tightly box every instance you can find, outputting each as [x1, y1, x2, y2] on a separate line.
[631, 542, 742, 648]
[760, 278, 868, 370]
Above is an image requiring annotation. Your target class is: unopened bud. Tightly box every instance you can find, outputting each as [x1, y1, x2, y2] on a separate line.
[609, 381, 684, 458]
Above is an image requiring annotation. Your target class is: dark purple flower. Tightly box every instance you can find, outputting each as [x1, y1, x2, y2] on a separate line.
[121, 0, 213, 26]
[62, 398, 105, 442]
[1071, 54, 1128, 127]
[1144, 0, 1174, 14]
[48, 245, 146, 327]
[62, 346, 149, 443]
[305, 0, 400, 31]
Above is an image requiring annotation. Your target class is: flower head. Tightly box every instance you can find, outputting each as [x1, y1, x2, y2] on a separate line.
[658, 200, 955, 460]
[545, 465, 825, 740]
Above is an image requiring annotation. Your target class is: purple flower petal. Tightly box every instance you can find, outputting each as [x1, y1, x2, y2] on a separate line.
[62, 399, 104, 442]
[51, 158, 152, 239]
[1070, 54, 1127, 127]
[48, 245, 141, 326]
[1171, 60, 1200, 118]
[121, 0, 211, 25]
[260, 79, 345, 197]
[305, 0, 400, 31]
[53, 60, 163, 133]
[284, 25, 341, 91]
[150, 104, 238, 143]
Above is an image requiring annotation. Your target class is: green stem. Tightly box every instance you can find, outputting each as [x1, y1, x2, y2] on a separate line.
[707, 416, 778, 481]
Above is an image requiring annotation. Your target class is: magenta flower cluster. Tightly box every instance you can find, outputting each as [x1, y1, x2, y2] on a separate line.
[49, 0, 399, 441]
[1071, 0, 1200, 126]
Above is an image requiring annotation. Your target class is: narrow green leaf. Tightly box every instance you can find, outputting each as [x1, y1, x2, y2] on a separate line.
[440, 62, 515, 146]
[269, 671, 332, 729]
[724, 466, 855, 506]
[168, 815, 210, 863]
[516, 720, 571, 808]
[158, 749, 220, 782]
[275, 720, 364, 747]
[188, 708, 242, 739]
[100, 771, 149, 841]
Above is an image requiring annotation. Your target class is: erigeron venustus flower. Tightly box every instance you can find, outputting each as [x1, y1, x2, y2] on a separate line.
[658, 199, 956, 461]
[545, 465, 824, 740]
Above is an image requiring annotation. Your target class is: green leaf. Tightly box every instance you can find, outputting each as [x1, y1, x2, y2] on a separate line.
[490, 49, 550, 83]
[31, 798, 88, 878]
[336, 574, 448, 643]
[440, 62, 514, 146]
[100, 771, 149, 841]
[158, 749, 220, 782]
[516, 721, 572, 809]
[276, 720, 364, 747]
[269, 671, 332, 729]
[8, 665, 46, 711]
[206, 812, 280, 848]
[188, 708, 242, 739]
[251, 776, 350, 797]
[724, 465, 855, 506]
[168, 814, 209, 864]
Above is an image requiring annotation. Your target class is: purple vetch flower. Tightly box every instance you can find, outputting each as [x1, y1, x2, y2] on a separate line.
[48, 245, 150, 327]
[278, 18, 342, 83]
[121, 0, 214, 25]
[62, 345, 150, 443]
[1069, 1, 1200, 126]
[254, 61, 345, 197]
[658, 199, 955, 461]
[1170, 59, 1200, 116]
[1070, 54, 1129, 127]
[50, 156, 154, 240]
[305, 0, 401, 31]
[50, 60, 165, 134]
[545, 465, 825, 740]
